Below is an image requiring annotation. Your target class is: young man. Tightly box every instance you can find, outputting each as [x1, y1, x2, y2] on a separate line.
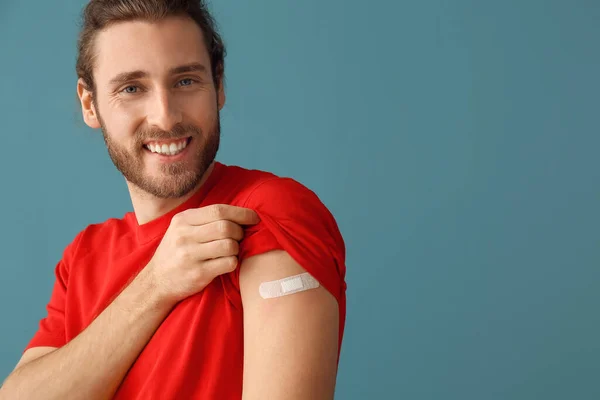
[0, 1, 346, 399]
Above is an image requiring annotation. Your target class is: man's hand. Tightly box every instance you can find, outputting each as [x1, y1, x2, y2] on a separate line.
[147, 204, 260, 305]
[0, 204, 260, 400]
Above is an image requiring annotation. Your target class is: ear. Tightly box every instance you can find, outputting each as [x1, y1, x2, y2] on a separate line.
[217, 77, 226, 111]
[77, 78, 101, 129]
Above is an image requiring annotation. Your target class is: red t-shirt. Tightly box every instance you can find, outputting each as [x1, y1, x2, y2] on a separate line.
[24, 161, 347, 399]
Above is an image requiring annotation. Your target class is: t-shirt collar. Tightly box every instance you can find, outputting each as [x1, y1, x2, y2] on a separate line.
[129, 161, 225, 244]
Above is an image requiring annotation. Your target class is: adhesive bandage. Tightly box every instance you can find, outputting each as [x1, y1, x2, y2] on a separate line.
[259, 272, 320, 299]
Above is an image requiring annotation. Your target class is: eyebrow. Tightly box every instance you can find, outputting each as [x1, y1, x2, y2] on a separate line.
[108, 63, 208, 86]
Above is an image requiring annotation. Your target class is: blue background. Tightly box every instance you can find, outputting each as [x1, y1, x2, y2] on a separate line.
[1, 0, 599, 398]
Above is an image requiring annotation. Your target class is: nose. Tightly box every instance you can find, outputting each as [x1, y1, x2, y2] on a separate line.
[146, 89, 182, 132]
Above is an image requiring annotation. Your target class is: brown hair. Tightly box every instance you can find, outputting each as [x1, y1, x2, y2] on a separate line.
[76, 0, 226, 93]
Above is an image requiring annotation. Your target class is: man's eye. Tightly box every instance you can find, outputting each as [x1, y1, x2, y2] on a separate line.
[177, 79, 195, 87]
[122, 86, 138, 94]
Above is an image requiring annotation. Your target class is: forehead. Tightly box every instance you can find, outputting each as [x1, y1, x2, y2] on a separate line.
[93, 16, 210, 84]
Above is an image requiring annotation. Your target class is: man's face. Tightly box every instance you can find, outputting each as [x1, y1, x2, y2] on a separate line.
[83, 16, 224, 198]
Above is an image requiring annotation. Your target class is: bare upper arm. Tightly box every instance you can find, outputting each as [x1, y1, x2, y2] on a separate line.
[239, 250, 339, 400]
[13, 347, 57, 372]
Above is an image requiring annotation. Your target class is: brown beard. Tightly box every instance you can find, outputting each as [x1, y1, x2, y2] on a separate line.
[97, 109, 220, 199]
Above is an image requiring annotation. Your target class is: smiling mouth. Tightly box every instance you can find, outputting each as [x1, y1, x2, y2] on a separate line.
[143, 137, 192, 156]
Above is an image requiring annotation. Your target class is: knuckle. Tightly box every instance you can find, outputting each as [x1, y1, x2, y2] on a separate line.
[174, 234, 187, 247]
[171, 212, 186, 225]
[223, 239, 239, 255]
[230, 256, 239, 271]
[175, 247, 191, 261]
[234, 225, 244, 240]
[211, 204, 226, 219]
[224, 256, 238, 272]
[217, 220, 230, 235]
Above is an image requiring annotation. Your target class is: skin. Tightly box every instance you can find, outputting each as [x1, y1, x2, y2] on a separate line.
[78, 15, 226, 224]
[1, 15, 339, 400]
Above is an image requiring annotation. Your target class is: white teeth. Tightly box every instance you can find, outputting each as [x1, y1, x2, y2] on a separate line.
[146, 139, 188, 156]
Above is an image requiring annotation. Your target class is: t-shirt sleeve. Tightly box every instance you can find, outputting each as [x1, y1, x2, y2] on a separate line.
[23, 231, 84, 353]
[235, 177, 347, 307]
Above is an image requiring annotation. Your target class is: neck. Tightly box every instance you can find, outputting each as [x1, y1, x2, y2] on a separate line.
[128, 161, 215, 225]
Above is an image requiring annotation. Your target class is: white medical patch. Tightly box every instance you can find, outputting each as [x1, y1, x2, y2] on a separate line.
[259, 272, 320, 299]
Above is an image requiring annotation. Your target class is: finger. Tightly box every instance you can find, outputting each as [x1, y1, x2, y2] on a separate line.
[178, 204, 260, 226]
[192, 220, 245, 243]
[195, 238, 240, 261]
[201, 256, 239, 277]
